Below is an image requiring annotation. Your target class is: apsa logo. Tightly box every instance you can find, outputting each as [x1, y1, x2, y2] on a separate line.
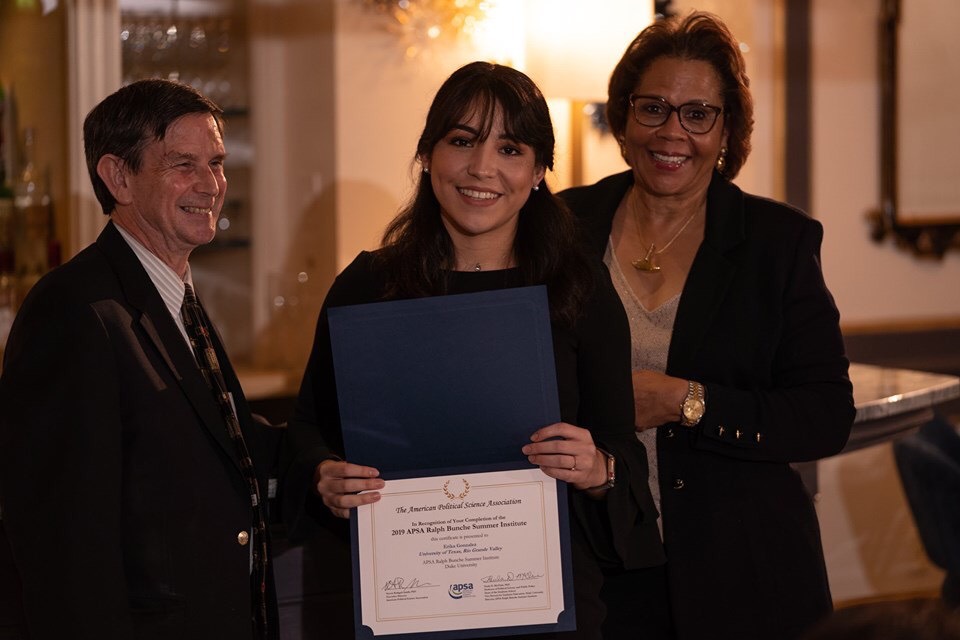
[448, 583, 474, 599]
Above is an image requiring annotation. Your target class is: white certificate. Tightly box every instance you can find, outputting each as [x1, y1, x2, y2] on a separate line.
[355, 467, 570, 637]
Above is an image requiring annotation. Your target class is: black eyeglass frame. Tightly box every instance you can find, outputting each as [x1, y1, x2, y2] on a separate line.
[628, 94, 724, 134]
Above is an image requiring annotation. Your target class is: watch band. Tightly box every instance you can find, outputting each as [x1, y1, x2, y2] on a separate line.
[586, 448, 616, 491]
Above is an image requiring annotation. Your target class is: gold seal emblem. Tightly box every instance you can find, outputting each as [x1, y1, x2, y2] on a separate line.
[442, 478, 470, 500]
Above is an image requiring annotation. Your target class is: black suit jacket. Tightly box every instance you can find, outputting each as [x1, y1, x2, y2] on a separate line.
[561, 171, 856, 640]
[0, 222, 279, 640]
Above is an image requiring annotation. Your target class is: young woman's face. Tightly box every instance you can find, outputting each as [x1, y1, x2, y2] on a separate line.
[426, 104, 545, 255]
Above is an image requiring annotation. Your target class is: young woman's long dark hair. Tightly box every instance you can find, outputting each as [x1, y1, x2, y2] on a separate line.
[378, 61, 592, 327]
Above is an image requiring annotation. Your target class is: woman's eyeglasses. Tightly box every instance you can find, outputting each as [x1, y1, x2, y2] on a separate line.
[629, 94, 723, 134]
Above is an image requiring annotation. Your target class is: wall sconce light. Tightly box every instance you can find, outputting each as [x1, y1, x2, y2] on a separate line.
[524, 0, 652, 185]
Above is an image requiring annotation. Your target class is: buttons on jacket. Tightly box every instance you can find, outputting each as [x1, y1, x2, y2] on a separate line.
[714, 424, 764, 447]
[665, 427, 675, 438]
[672, 478, 685, 490]
[237, 531, 250, 546]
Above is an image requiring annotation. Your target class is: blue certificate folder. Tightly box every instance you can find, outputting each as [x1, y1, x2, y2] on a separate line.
[327, 285, 575, 638]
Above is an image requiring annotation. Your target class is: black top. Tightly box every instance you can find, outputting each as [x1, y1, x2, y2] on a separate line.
[282, 250, 665, 639]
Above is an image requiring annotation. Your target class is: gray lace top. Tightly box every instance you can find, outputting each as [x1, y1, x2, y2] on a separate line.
[604, 238, 680, 533]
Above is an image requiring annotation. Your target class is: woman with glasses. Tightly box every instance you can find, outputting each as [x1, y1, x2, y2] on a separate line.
[559, 11, 855, 640]
[283, 61, 665, 639]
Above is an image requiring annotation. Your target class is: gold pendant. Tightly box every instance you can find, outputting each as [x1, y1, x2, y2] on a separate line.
[631, 244, 660, 272]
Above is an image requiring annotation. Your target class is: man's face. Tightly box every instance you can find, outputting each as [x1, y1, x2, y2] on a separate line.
[118, 112, 227, 269]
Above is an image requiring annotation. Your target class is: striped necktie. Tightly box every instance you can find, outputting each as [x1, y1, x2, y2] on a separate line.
[180, 282, 270, 639]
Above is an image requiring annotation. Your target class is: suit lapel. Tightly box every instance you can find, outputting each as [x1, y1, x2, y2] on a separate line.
[667, 174, 746, 376]
[581, 171, 634, 255]
[137, 313, 180, 379]
[96, 223, 243, 469]
[583, 171, 747, 377]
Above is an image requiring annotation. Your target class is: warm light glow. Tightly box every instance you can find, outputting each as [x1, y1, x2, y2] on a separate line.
[472, 0, 526, 67]
[359, 0, 492, 58]
[362, 0, 650, 89]
[525, 0, 653, 100]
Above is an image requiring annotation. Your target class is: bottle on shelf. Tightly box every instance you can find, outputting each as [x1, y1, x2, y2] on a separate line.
[12, 127, 52, 305]
[0, 175, 14, 357]
[0, 86, 16, 354]
[0, 165, 13, 271]
[0, 84, 13, 275]
[46, 197, 60, 270]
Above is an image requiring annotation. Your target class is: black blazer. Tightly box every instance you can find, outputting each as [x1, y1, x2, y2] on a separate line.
[561, 171, 856, 640]
[0, 222, 279, 640]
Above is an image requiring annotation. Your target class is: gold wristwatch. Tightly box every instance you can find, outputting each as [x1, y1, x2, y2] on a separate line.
[679, 380, 706, 427]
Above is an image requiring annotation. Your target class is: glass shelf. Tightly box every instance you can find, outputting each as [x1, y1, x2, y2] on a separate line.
[120, 0, 253, 361]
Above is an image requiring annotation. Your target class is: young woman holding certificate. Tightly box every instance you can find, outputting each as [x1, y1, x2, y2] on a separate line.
[282, 62, 665, 638]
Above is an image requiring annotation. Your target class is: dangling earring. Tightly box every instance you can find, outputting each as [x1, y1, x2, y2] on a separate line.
[532, 184, 539, 192]
[716, 147, 728, 172]
[423, 166, 430, 174]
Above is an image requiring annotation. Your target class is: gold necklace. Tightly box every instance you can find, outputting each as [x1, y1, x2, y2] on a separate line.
[630, 204, 701, 272]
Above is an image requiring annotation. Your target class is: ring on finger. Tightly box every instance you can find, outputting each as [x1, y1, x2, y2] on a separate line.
[570, 455, 577, 472]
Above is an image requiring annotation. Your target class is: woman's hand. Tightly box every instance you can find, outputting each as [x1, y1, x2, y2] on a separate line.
[522, 422, 608, 491]
[313, 459, 385, 519]
[633, 370, 689, 431]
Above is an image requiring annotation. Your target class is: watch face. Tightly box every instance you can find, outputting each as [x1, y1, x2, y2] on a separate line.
[683, 399, 705, 421]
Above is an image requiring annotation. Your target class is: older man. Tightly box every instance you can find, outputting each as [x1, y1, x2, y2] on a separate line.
[0, 79, 279, 640]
